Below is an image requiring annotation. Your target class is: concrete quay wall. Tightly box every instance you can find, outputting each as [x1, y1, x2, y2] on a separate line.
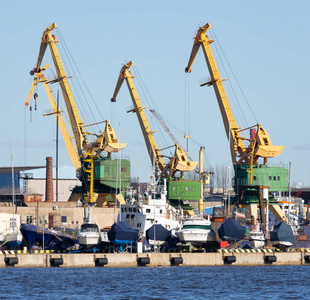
[0, 252, 309, 268]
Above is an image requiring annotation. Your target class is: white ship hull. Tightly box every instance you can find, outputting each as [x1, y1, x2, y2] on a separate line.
[77, 232, 100, 248]
[77, 223, 101, 249]
[176, 217, 216, 247]
[249, 237, 265, 248]
[176, 230, 216, 246]
[271, 240, 294, 249]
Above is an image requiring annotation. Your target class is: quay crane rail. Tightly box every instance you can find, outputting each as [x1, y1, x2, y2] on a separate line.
[110, 61, 197, 180]
[185, 23, 287, 227]
[25, 23, 126, 204]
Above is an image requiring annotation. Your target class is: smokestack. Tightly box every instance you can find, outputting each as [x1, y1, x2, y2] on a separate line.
[45, 157, 54, 202]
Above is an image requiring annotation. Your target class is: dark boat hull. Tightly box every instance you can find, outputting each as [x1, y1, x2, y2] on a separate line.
[21, 224, 77, 250]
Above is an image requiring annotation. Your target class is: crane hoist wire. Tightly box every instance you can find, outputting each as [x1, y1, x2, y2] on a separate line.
[211, 30, 248, 129]
[184, 73, 191, 152]
[55, 29, 91, 123]
[56, 30, 96, 131]
[132, 65, 172, 156]
[211, 28, 258, 127]
[56, 28, 103, 139]
[131, 66, 210, 176]
[133, 65, 197, 161]
[159, 113, 212, 169]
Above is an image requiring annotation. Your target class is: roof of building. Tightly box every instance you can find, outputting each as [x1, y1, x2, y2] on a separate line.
[0, 166, 45, 174]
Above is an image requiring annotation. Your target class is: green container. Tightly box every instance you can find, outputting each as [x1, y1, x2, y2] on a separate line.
[167, 179, 201, 201]
[234, 164, 288, 205]
[94, 157, 131, 191]
[234, 164, 288, 192]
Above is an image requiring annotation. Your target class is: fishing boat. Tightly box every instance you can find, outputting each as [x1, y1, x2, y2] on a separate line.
[176, 215, 216, 247]
[118, 179, 181, 237]
[77, 223, 101, 249]
[20, 224, 78, 250]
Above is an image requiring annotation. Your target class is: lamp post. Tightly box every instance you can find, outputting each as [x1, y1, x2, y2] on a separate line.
[178, 191, 184, 218]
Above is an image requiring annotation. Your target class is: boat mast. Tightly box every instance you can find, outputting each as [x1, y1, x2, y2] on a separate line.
[118, 124, 122, 222]
[11, 146, 15, 230]
[288, 162, 292, 224]
[56, 90, 59, 203]
[199, 147, 204, 216]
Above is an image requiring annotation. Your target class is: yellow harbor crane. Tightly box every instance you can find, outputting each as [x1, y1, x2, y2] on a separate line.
[185, 23, 283, 167]
[185, 23, 288, 227]
[26, 23, 126, 204]
[111, 61, 197, 180]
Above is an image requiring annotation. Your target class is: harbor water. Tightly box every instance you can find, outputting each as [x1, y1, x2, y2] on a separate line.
[0, 265, 309, 299]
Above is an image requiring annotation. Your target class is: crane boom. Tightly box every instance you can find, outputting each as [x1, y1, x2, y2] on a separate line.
[185, 23, 283, 164]
[111, 61, 197, 178]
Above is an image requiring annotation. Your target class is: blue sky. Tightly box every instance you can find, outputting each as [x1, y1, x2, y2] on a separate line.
[0, 1, 309, 187]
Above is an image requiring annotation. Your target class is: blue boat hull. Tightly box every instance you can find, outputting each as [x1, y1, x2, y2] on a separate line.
[21, 224, 77, 250]
[110, 239, 136, 245]
[5, 241, 22, 249]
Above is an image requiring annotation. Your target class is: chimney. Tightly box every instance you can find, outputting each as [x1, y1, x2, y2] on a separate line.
[45, 157, 54, 202]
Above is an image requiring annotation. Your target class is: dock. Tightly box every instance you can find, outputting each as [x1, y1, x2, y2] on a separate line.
[1, 249, 310, 268]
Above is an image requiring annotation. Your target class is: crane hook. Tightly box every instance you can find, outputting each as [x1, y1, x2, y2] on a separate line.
[34, 93, 38, 110]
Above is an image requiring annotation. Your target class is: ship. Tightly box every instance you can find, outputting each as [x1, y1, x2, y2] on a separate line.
[118, 179, 182, 237]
